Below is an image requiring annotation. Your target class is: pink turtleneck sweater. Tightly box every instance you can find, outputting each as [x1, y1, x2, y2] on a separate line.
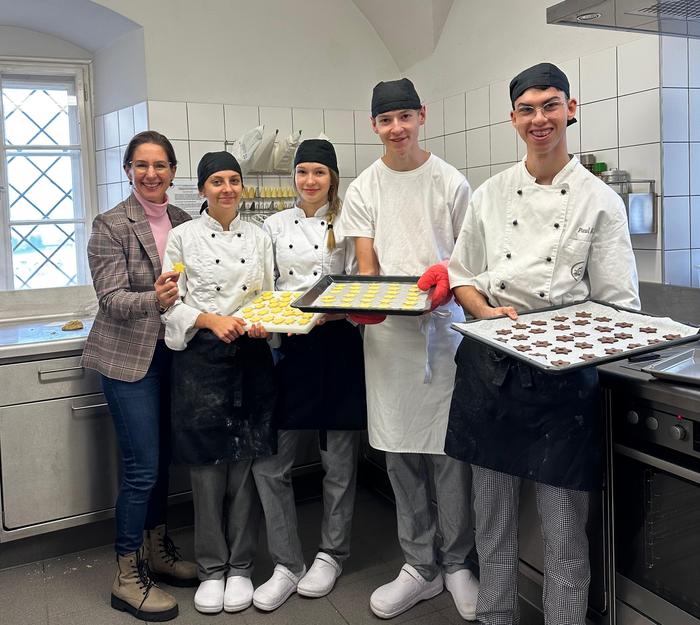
[134, 191, 171, 261]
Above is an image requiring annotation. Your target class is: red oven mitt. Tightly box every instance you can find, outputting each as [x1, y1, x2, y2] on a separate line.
[347, 312, 386, 325]
[417, 260, 452, 310]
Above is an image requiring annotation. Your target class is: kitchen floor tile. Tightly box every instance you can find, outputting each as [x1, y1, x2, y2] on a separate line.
[0, 562, 47, 625]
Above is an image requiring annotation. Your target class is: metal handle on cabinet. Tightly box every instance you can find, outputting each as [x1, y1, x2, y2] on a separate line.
[71, 402, 108, 414]
[38, 366, 85, 381]
[614, 444, 700, 485]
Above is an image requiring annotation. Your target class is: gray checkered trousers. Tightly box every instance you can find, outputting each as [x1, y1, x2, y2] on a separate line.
[472, 466, 591, 625]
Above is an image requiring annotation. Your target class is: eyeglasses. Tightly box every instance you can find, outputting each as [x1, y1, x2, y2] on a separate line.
[514, 100, 566, 118]
[129, 161, 172, 173]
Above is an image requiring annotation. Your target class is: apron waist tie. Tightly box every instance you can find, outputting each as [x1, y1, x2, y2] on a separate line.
[419, 309, 452, 384]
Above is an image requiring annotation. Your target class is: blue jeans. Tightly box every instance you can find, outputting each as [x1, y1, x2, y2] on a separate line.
[101, 341, 172, 554]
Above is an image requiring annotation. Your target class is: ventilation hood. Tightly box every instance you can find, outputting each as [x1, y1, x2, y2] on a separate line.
[547, 0, 700, 38]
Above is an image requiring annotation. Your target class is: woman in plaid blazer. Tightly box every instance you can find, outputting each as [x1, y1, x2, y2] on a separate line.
[82, 131, 195, 622]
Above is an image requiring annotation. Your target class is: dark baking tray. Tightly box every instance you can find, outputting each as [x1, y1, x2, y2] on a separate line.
[450, 299, 700, 374]
[642, 348, 700, 386]
[291, 274, 431, 316]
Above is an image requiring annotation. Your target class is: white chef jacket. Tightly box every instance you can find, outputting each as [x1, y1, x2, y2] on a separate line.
[161, 212, 274, 350]
[340, 154, 471, 454]
[449, 156, 640, 312]
[263, 203, 354, 290]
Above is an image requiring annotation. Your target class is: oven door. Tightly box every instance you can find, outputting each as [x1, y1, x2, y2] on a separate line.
[614, 444, 700, 625]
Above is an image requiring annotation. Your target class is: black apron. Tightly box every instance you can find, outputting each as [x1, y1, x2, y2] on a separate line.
[171, 330, 276, 465]
[275, 319, 367, 431]
[445, 337, 602, 491]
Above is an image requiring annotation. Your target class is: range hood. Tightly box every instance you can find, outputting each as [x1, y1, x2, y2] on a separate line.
[547, 0, 700, 38]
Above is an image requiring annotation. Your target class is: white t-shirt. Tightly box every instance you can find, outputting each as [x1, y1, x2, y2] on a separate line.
[341, 154, 470, 274]
[340, 154, 471, 454]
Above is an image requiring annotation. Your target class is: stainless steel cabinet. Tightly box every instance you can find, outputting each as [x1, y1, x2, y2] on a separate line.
[0, 353, 189, 542]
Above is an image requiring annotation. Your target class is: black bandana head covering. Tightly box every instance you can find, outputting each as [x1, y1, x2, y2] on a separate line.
[371, 78, 421, 117]
[197, 151, 242, 190]
[294, 139, 339, 175]
[197, 151, 243, 213]
[509, 62, 576, 126]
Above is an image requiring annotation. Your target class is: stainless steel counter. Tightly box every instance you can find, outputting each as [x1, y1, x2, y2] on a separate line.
[0, 316, 92, 362]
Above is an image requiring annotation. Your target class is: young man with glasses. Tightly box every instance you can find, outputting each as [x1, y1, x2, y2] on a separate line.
[445, 63, 639, 624]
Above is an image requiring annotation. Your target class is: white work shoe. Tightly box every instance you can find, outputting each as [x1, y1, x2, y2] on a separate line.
[370, 563, 443, 619]
[224, 575, 254, 613]
[444, 569, 479, 621]
[252, 564, 305, 611]
[194, 578, 225, 614]
[297, 552, 342, 598]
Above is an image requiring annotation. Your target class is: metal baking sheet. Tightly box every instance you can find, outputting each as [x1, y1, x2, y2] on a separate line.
[642, 348, 700, 386]
[291, 275, 431, 316]
[451, 300, 699, 374]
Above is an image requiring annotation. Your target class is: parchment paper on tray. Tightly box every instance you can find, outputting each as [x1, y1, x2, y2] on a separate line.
[451, 300, 699, 373]
[235, 291, 322, 334]
[292, 275, 431, 316]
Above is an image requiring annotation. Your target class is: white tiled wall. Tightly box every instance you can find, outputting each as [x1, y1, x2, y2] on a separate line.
[92, 33, 699, 287]
[94, 100, 383, 217]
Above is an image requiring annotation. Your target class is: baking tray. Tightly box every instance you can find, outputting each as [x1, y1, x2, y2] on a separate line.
[450, 300, 699, 374]
[642, 348, 700, 386]
[235, 291, 323, 334]
[291, 275, 431, 316]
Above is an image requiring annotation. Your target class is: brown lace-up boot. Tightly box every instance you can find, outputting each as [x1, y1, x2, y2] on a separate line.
[145, 525, 198, 587]
[111, 547, 178, 621]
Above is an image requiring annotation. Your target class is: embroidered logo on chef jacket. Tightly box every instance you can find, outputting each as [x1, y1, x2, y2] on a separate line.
[571, 261, 585, 281]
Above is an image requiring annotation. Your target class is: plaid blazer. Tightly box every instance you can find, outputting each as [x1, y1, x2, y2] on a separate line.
[81, 193, 191, 382]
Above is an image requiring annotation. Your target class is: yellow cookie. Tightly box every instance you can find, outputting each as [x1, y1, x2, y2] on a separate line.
[172, 262, 186, 273]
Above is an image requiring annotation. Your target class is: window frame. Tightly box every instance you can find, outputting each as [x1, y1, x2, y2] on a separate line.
[0, 58, 96, 293]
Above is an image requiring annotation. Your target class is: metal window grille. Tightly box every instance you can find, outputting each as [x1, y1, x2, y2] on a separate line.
[0, 64, 92, 291]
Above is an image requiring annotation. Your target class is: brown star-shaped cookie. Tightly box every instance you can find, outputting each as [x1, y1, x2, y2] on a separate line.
[647, 338, 662, 345]
[627, 343, 642, 349]
[552, 346, 572, 354]
[495, 337, 509, 343]
[552, 315, 568, 322]
[598, 336, 618, 344]
[531, 320, 547, 326]
[514, 344, 531, 352]
[614, 332, 633, 340]
[663, 333, 681, 340]
[575, 311, 592, 318]
[615, 321, 633, 328]
[572, 319, 590, 326]
[605, 347, 623, 355]
[551, 359, 570, 366]
[553, 323, 570, 330]
[594, 316, 611, 322]
[528, 328, 546, 334]
[575, 342, 593, 349]
[531, 352, 547, 358]
[495, 328, 511, 335]
[534, 340, 551, 347]
[512, 334, 529, 341]
[572, 332, 589, 338]
[579, 353, 596, 360]
[595, 326, 613, 332]
[513, 322, 529, 329]
[639, 326, 657, 334]
[556, 335, 574, 342]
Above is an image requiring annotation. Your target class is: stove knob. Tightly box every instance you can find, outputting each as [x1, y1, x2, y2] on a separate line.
[670, 425, 687, 441]
[626, 410, 639, 425]
[645, 416, 659, 431]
